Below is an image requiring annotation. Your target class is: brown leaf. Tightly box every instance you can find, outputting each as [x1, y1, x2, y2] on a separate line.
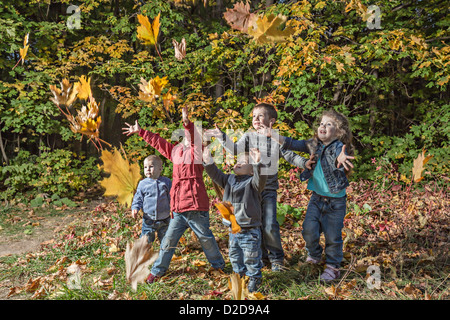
[223, 1, 257, 33]
[125, 235, 159, 291]
[49, 78, 78, 107]
[172, 38, 186, 61]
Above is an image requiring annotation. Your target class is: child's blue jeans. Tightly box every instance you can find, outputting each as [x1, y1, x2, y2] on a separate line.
[141, 216, 170, 244]
[229, 227, 262, 278]
[260, 190, 284, 265]
[150, 210, 225, 277]
[302, 192, 347, 268]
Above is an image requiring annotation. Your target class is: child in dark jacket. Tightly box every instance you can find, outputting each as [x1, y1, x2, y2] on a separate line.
[203, 146, 267, 293]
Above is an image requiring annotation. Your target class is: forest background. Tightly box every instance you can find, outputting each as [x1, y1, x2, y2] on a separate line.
[0, 0, 449, 300]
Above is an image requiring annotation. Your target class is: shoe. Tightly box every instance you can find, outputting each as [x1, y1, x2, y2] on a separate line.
[247, 277, 262, 293]
[271, 261, 284, 272]
[146, 273, 159, 284]
[306, 256, 320, 264]
[320, 265, 340, 282]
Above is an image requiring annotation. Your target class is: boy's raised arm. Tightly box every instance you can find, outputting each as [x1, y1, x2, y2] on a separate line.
[249, 148, 268, 193]
[202, 146, 229, 189]
[204, 124, 247, 156]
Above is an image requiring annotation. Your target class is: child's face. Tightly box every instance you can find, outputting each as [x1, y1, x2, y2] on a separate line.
[233, 154, 253, 176]
[144, 159, 163, 179]
[317, 115, 338, 145]
[252, 107, 275, 131]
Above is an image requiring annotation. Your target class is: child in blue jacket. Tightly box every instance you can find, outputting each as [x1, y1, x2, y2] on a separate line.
[131, 155, 172, 244]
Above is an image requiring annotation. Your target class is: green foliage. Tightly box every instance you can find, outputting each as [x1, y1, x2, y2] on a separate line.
[0, 0, 448, 199]
[1, 147, 101, 200]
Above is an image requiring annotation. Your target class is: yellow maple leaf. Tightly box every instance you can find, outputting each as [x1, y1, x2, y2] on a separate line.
[138, 76, 169, 102]
[74, 75, 92, 101]
[412, 149, 433, 183]
[99, 148, 142, 207]
[13, 33, 29, 69]
[137, 13, 160, 46]
[247, 14, 295, 44]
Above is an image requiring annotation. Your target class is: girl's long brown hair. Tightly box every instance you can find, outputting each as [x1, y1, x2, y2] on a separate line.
[308, 109, 354, 175]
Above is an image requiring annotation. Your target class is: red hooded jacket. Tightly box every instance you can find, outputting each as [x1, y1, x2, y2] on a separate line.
[139, 121, 209, 213]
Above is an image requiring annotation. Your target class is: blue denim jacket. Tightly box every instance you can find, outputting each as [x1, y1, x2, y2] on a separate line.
[281, 137, 349, 194]
[131, 176, 172, 221]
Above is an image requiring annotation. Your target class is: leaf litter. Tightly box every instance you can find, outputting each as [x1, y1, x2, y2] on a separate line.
[2, 170, 449, 300]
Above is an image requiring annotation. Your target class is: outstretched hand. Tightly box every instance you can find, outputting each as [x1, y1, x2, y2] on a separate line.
[256, 123, 272, 137]
[305, 154, 316, 170]
[337, 145, 355, 170]
[182, 107, 190, 126]
[204, 124, 223, 139]
[249, 148, 261, 164]
[122, 120, 141, 136]
[202, 145, 214, 164]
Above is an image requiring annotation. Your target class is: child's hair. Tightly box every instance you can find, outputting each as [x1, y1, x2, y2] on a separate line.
[254, 103, 278, 121]
[310, 109, 354, 169]
[144, 155, 163, 167]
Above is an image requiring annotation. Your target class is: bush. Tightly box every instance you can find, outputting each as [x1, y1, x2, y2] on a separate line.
[1, 147, 101, 200]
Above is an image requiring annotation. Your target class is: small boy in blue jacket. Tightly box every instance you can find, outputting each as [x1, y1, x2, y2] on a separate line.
[131, 155, 172, 244]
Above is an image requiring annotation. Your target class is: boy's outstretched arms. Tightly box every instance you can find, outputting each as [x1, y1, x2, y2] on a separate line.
[122, 120, 141, 136]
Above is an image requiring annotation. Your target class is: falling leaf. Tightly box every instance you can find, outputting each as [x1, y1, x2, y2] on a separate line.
[247, 14, 295, 44]
[223, 1, 257, 33]
[13, 33, 30, 69]
[412, 149, 433, 182]
[49, 78, 78, 107]
[99, 148, 142, 207]
[125, 235, 159, 291]
[74, 75, 92, 101]
[138, 76, 169, 102]
[69, 96, 102, 140]
[228, 273, 245, 300]
[136, 13, 160, 46]
[214, 201, 241, 234]
[172, 38, 186, 61]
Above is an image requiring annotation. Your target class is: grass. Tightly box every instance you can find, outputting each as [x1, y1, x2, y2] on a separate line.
[1, 178, 449, 301]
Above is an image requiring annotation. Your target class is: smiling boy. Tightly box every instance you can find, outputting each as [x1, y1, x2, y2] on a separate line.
[205, 103, 287, 271]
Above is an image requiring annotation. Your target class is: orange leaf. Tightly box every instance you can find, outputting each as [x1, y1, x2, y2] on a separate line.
[215, 202, 241, 234]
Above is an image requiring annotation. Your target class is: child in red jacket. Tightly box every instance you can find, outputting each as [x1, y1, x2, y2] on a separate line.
[123, 108, 225, 282]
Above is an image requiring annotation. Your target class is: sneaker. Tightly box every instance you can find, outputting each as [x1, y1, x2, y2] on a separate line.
[146, 273, 159, 284]
[247, 277, 262, 293]
[320, 265, 340, 282]
[271, 261, 285, 272]
[306, 256, 320, 264]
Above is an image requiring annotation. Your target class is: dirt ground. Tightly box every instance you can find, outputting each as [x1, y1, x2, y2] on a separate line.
[0, 200, 104, 299]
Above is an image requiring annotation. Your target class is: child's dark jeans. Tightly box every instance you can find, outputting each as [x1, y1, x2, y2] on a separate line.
[302, 192, 347, 268]
[141, 216, 171, 244]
